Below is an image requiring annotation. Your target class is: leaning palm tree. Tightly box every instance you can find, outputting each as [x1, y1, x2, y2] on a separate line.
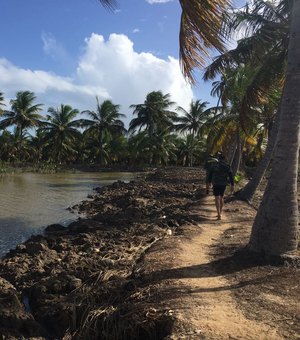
[40, 104, 82, 164]
[236, 89, 282, 202]
[248, 0, 300, 256]
[81, 97, 126, 166]
[0, 91, 43, 138]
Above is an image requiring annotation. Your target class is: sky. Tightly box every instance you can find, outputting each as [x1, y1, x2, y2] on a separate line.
[0, 0, 222, 127]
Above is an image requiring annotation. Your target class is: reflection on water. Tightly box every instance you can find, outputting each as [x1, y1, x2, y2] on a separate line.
[0, 172, 134, 257]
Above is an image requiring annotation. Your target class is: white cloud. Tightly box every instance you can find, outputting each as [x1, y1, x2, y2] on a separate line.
[132, 28, 140, 33]
[0, 33, 194, 127]
[146, 0, 174, 4]
[41, 32, 69, 62]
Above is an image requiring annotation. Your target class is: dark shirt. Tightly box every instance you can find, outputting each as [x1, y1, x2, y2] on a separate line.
[204, 156, 218, 173]
[208, 160, 234, 186]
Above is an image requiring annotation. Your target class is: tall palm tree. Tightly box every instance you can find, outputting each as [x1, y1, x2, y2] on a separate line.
[0, 91, 43, 138]
[129, 91, 177, 165]
[81, 97, 126, 166]
[236, 89, 282, 202]
[249, 0, 300, 256]
[175, 100, 214, 166]
[176, 100, 215, 137]
[40, 104, 82, 164]
[129, 91, 177, 137]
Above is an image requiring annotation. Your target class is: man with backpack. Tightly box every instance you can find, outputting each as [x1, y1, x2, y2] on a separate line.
[208, 152, 234, 220]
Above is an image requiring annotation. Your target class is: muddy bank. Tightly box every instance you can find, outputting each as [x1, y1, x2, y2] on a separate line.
[0, 167, 205, 339]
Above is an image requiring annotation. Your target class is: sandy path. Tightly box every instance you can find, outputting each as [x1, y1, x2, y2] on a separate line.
[167, 195, 282, 340]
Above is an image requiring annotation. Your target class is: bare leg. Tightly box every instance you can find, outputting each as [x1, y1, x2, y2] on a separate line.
[214, 196, 221, 219]
[220, 196, 224, 218]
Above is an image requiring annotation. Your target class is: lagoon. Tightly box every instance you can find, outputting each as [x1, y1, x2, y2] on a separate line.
[0, 171, 135, 257]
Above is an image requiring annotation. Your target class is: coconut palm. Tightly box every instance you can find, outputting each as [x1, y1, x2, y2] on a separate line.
[236, 89, 282, 202]
[0, 91, 43, 138]
[249, 0, 300, 256]
[175, 100, 216, 136]
[175, 100, 215, 165]
[177, 134, 205, 167]
[81, 98, 126, 166]
[128, 131, 151, 167]
[129, 91, 177, 137]
[151, 130, 178, 166]
[40, 104, 82, 164]
[129, 91, 177, 165]
[0, 130, 17, 162]
[213, 0, 299, 254]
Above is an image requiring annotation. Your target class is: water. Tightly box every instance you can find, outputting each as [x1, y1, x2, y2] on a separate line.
[0, 172, 135, 257]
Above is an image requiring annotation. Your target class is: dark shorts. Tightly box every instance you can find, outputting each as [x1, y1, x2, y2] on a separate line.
[213, 185, 226, 197]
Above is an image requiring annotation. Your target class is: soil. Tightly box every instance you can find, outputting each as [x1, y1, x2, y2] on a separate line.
[0, 167, 299, 339]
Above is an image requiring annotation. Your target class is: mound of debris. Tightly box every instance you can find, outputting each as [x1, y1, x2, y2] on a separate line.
[0, 167, 205, 339]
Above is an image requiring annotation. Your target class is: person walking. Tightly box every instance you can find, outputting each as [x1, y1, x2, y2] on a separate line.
[204, 154, 218, 194]
[208, 152, 234, 220]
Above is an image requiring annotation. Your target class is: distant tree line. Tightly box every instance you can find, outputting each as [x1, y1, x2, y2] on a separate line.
[0, 87, 277, 170]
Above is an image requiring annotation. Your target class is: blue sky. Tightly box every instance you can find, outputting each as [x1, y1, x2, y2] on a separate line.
[0, 0, 220, 126]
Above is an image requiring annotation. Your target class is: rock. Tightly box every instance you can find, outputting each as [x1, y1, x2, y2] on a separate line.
[0, 277, 48, 338]
[44, 224, 66, 234]
[25, 242, 48, 256]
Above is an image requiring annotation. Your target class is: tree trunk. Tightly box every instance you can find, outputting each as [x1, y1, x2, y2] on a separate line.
[237, 107, 280, 202]
[249, 3, 300, 256]
[231, 130, 241, 176]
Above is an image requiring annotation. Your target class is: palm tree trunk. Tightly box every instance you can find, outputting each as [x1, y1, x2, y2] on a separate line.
[237, 107, 280, 202]
[229, 142, 236, 167]
[249, 3, 300, 256]
[231, 129, 241, 176]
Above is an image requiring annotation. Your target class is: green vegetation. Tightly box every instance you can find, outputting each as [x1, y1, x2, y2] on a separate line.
[0, 88, 273, 170]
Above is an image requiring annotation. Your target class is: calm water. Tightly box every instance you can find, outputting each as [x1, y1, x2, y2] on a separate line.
[0, 172, 135, 257]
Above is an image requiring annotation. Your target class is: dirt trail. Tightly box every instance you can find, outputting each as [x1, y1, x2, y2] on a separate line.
[166, 195, 283, 340]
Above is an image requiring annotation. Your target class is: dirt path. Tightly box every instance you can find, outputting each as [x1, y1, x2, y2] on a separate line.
[164, 195, 283, 339]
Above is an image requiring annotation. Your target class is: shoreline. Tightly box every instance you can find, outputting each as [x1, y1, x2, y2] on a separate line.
[0, 167, 204, 339]
[0, 162, 150, 175]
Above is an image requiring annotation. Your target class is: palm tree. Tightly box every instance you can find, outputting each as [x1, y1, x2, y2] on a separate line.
[0, 130, 17, 162]
[40, 104, 82, 164]
[177, 134, 205, 167]
[0, 91, 43, 138]
[151, 130, 178, 166]
[128, 131, 152, 167]
[175, 100, 215, 136]
[129, 91, 177, 165]
[236, 90, 282, 202]
[213, 0, 299, 255]
[129, 91, 177, 137]
[0, 92, 5, 114]
[175, 100, 215, 166]
[249, 0, 300, 256]
[81, 98, 126, 166]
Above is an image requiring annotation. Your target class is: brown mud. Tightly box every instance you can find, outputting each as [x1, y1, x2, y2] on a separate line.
[0, 167, 299, 339]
